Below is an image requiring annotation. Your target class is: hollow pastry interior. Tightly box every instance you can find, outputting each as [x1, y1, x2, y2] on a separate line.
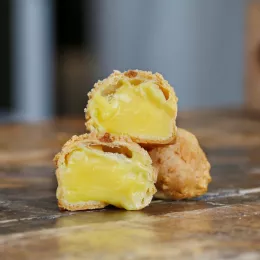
[86, 70, 178, 144]
[55, 135, 157, 211]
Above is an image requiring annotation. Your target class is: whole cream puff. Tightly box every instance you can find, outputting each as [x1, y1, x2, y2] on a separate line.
[149, 128, 211, 200]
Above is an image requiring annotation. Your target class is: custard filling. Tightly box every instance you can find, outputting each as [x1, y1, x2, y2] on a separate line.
[88, 80, 176, 138]
[58, 145, 155, 210]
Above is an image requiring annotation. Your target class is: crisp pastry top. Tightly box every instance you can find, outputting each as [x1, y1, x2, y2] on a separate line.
[149, 128, 211, 200]
[54, 132, 157, 211]
[85, 70, 178, 145]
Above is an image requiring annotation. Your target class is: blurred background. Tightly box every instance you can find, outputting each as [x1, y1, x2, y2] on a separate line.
[0, 0, 259, 123]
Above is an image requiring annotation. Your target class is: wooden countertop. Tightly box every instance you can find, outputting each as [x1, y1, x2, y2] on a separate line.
[1, 110, 260, 260]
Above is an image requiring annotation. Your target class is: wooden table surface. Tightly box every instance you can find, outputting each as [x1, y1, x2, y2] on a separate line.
[1, 110, 260, 260]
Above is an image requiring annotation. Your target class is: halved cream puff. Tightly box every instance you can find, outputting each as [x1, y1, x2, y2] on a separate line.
[149, 128, 211, 200]
[54, 133, 157, 211]
[85, 70, 178, 145]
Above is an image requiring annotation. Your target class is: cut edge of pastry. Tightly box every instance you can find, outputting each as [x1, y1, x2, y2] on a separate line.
[54, 132, 157, 211]
[84, 69, 178, 145]
[57, 198, 108, 211]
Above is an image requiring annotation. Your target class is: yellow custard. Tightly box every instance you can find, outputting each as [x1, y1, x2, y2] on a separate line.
[87, 80, 176, 139]
[58, 145, 155, 210]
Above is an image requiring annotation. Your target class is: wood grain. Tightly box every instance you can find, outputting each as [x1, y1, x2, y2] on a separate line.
[1, 110, 260, 259]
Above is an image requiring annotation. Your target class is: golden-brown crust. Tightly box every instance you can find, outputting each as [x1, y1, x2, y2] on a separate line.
[149, 128, 211, 200]
[85, 69, 178, 145]
[124, 70, 138, 78]
[57, 199, 108, 211]
[54, 132, 157, 211]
